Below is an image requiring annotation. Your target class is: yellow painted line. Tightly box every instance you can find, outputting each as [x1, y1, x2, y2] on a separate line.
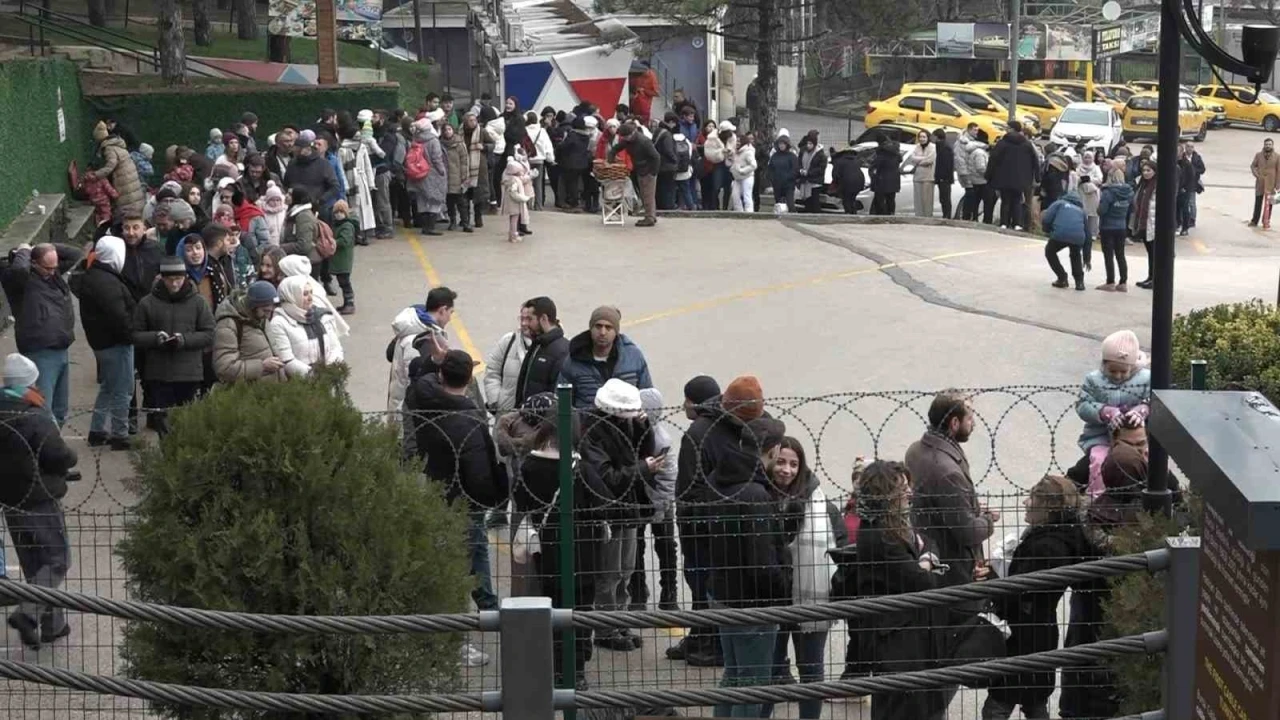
[403, 230, 486, 370]
[1190, 238, 1211, 255]
[628, 242, 1040, 329]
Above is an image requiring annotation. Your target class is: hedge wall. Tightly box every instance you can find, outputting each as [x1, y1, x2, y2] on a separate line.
[82, 81, 400, 164]
[0, 59, 93, 232]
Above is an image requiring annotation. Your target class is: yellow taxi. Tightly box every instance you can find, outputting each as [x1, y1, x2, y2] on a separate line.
[972, 82, 1072, 132]
[1120, 91, 1209, 141]
[1032, 79, 1124, 110]
[1127, 80, 1160, 93]
[1099, 84, 1137, 103]
[899, 82, 1041, 135]
[865, 92, 1008, 142]
[1194, 84, 1280, 131]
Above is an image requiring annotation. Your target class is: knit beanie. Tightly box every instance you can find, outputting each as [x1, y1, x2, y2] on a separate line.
[139, 142, 154, 160]
[93, 121, 108, 142]
[246, 281, 280, 309]
[683, 375, 720, 405]
[357, 109, 374, 123]
[167, 200, 196, 226]
[3, 353, 39, 389]
[1102, 329, 1144, 367]
[722, 375, 764, 422]
[589, 305, 621, 330]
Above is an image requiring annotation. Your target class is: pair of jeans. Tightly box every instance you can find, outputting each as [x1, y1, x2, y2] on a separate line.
[1046, 239, 1084, 283]
[5, 498, 70, 632]
[960, 186, 980, 220]
[1100, 228, 1128, 284]
[701, 169, 722, 210]
[678, 177, 698, 209]
[762, 626, 829, 719]
[1177, 191, 1192, 232]
[1188, 188, 1198, 226]
[730, 176, 755, 212]
[146, 381, 201, 436]
[468, 511, 498, 610]
[593, 525, 637, 613]
[999, 188, 1025, 228]
[714, 622, 779, 717]
[90, 344, 134, 439]
[27, 348, 70, 427]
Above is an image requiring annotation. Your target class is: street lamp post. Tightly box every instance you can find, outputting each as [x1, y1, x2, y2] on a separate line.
[1148, 0, 1280, 514]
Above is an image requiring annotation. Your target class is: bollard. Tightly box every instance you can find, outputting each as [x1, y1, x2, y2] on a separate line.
[500, 597, 556, 720]
[555, 383, 576, 720]
[1189, 360, 1207, 390]
[1162, 537, 1200, 720]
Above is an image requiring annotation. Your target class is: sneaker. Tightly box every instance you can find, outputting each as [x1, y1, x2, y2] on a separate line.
[87, 431, 109, 447]
[1096, 283, 1116, 292]
[1014, 225, 1024, 231]
[460, 642, 490, 667]
[635, 218, 657, 227]
[1051, 279, 1069, 289]
[7, 612, 41, 650]
[109, 436, 135, 451]
[1116, 283, 1128, 292]
[594, 631, 638, 652]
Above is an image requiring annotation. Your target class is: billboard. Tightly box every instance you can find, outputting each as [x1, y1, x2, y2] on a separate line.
[973, 22, 1010, 59]
[1017, 22, 1044, 60]
[937, 22, 975, 58]
[1044, 23, 1093, 61]
[269, 0, 383, 39]
[1092, 14, 1160, 59]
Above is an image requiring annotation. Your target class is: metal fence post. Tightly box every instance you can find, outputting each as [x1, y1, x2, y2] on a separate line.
[1163, 536, 1200, 720]
[555, 383, 576, 720]
[500, 597, 556, 720]
[1190, 360, 1207, 390]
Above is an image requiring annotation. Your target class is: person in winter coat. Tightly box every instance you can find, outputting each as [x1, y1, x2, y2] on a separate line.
[869, 138, 901, 216]
[911, 130, 937, 217]
[959, 125, 992, 222]
[265, 275, 344, 378]
[338, 121, 377, 241]
[525, 112, 556, 209]
[119, 211, 164, 431]
[1041, 154, 1069, 210]
[729, 132, 759, 212]
[797, 132, 828, 213]
[514, 296, 571, 407]
[1041, 191, 1090, 290]
[627, 387, 680, 613]
[441, 124, 473, 232]
[206, 128, 225, 161]
[258, 183, 287, 246]
[986, 121, 1039, 229]
[654, 114, 681, 210]
[1130, 161, 1158, 288]
[237, 153, 281, 205]
[1097, 168, 1134, 291]
[1, 243, 84, 427]
[329, 200, 357, 314]
[283, 131, 339, 210]
[581, 379, 658, 652]
[611, 123, 662, 226]
[131, 257, 215, 435]
[212, 282, 285, 384]
[81, 171, 119, 227]
[555, 116, 592, 211]
[984, 474, 1098, 720]
[769, 133, 800, 212]
[0, 353, 78, 651]
[405, 348, 507, 616]
[409, 115, 448, 236]
[500, 156, 534, 243]
[175, 232, 232, 342]
[70, 236, 136, 448]
[280, 189, 320, 264]
[1176, 145, 1197, 236]
[557, 305, 654, 408]
[461, 113, 492, 227]
[91, 121, 145, 216]
[231, 189, 269, 261]
[697, 121, 729, 210]
[830, 149, 865, 215]
[760, 437, 836, 720]
[482, 304, 534, 413]
[673, 127, 697, 210]
[701, 375, 791, 718]
[1076, 170, 1100, 270]
[386, 286, 455, 431]
[1251, 137, 1280, 227]
[275, 254, 349, 340]
[932, 128, 955, 219]
[1068, 329, 1150, 495]
[855, 459, 950, 720]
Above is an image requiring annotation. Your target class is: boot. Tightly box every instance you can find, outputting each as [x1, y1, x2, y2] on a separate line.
[518, 223, 532, 236]
[422, 213, 442, 236]
[473, 204, 485, 228]
[447, 217, 458, 231]
[338, 303, 356, 316]
[355, 230, 371, 246]
[460, 203, 473, 233]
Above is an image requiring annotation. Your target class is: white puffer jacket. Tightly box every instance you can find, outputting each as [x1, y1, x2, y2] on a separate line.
[385, 305, 446, 426]
[790, 482, 836, 631]
[482, 329, 530, 412]
[266, 309, 344, 378]
[730, 143, 758, 181]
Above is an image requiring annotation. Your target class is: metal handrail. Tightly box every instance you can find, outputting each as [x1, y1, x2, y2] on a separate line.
[16, 2, 153, 52]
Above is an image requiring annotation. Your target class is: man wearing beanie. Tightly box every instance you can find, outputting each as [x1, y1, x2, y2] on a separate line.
[0, 353, 77, 650]
[212, 281, 285, 384]
[133, 258, 216, 434]
[1, 242, 84, 427]
[558, 305, 653, 409]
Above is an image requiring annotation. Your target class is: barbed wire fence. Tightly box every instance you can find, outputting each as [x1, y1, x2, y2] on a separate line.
[0, 385, 1168, 718]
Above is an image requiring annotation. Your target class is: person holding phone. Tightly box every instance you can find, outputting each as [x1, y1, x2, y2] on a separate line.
[132, 258, 216, 435]
[627, 388, 679, 614]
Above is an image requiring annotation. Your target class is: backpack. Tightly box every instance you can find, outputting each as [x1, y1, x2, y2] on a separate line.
[314, 218, 337, 259]
[675, 137, 692, 175]
[405, 141, 430, 181]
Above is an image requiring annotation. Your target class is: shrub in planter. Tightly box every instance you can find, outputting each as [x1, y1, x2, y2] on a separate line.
[1172, 299, 1280, 403]
[118, 367, 471, 718]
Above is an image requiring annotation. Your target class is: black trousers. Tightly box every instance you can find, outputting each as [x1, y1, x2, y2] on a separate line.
[628, 515, 678, 605]
[536, 521, 601, 685]
[803, 188, 823, 213]
[1100, 228, 1128, 284]
[446, 193, 472, 227]
[871, 192, 896, 215]
[999, 188, 1024, 228]
[677, 519, 717, 647]
[147, 380, 201, 436]
[979, 185, 996, 224]
[391, 178, 413, 227]
[1252, 194, 1264, 225]
[559, 169, 583, 208]
[960, 186, 980, 220]
[1045, 240, 1084, 282]
[937, 181, 953, 219]
[841, 188, 860, 214]
[1142, 240, 1154, 281]
[336, 272, 354, 308]
[656, 172, 677, 210]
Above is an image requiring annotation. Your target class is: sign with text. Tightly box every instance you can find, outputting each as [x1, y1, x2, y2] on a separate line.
[1092, 14, 1159, 60]
[1193, 500, 1280, 720]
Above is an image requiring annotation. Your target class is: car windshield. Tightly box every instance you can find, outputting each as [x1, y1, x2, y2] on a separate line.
[1058, 107, 1110, 125]
[1047, 90, 1075, 106]
[1109, 87, 1135, 100]
[1261, 92, 1280, 104]
[1128, 96, 1158, 111]
[945, 97, 977, 114]
[1052, 87, 1085, 101]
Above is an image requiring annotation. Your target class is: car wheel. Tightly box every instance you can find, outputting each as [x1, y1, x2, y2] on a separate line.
[1196, 123, 1207, 141]
[1266, 115, 1280, 132]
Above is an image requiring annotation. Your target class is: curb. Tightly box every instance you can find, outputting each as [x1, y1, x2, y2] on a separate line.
[650, 209, 1041, 239]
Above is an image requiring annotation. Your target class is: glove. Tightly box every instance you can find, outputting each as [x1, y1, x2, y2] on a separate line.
[1123, 404, 1150, 425]
[1099, 406, 1121, 427]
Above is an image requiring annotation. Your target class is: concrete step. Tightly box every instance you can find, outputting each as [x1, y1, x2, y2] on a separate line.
[0, 194, 95, 252]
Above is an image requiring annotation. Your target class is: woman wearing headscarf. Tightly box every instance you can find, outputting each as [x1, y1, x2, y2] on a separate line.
[266, 275, 344, 378]
[408, 115, 448, 236]
[276, 254, 351, 339]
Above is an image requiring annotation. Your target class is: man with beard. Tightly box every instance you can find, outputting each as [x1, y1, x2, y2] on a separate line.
[265, 126, 298, 179]
[905, 391, 999, 592]
[513, 296, 570, 407]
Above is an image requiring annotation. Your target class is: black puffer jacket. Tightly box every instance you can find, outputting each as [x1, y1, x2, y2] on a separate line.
[0, 390, 77, 507]
[72, 261, 136, 350]
[987, 131, 1039, 191]
[406, 374, 509, 509]
[132, 278, 216, 383]
[831, 150, 865, 195]
[514, 325, 570, 407]
[556, 130, 592, 171]
[1, 245, 82, 354]
[654, 128, 678, 174]
[283, 152, 339, 207]
[869, 140, 901, 194]
[121, 238, 163, 300]
[577, 408, 656, 524]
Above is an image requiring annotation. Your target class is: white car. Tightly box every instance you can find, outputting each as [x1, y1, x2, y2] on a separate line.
[1048, 102, 1122, 157]
[822, 124, 965, 214]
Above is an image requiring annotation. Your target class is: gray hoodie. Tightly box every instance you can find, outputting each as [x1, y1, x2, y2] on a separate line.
[639, 388, 676, 507]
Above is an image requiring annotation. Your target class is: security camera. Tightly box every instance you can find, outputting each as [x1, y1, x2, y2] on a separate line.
[1242, 25, 1280, 84]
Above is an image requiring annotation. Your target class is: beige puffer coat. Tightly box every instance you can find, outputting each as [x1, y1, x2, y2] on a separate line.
[212, 294, 285, 384]
[96, 137, 145, 213]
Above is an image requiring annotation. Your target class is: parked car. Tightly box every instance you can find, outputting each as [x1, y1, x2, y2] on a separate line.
[829, 123, 966, 215]
[1120, 91, 1209, 141]
[899, 82, 1041, 135]
[1194, 83, 1280, 131]
[1048, 101, 1123, 156]
[865, 92, 1008, 143]
[972, 82, 1073, 132]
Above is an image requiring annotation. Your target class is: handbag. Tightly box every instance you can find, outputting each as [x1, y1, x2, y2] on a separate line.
[512, 489, 559, 565]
